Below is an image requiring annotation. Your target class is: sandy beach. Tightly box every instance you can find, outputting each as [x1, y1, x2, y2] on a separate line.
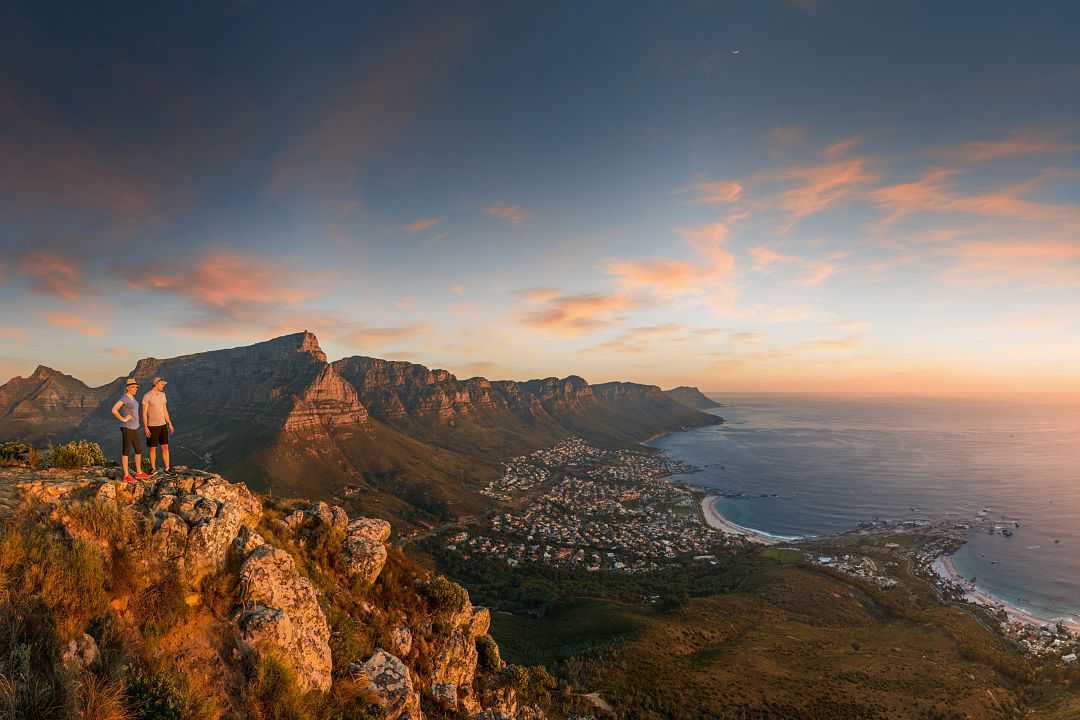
[933, 554, 1080, 633]
[700, 495, 794, 546]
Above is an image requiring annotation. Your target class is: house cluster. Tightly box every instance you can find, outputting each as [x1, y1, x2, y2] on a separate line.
[1001, 619, 1079, 661]
[456, 437, 724, 572]
[810, 552, 899, 589]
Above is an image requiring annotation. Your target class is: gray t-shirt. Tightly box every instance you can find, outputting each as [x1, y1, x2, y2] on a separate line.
[118, 394, 139, 430]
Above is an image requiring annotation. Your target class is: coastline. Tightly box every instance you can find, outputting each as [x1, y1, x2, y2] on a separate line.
[932, 553, 1080, 633]
[699, 495, 796, 546]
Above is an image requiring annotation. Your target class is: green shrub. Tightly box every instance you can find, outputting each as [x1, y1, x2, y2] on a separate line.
[241, 655, 308, 720]
[476, 634, 503, 673]
[423, 576, 469, 613]
[123, 668, 184, 720]
[44, 441, 106, 469]
[0, 442, 32, 467]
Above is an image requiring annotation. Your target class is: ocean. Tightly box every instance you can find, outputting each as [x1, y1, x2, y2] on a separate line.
[650, 394, 1080, 624]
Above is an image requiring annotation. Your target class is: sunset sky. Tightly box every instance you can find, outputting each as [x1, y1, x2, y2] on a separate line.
[2, 1, 1079, 394]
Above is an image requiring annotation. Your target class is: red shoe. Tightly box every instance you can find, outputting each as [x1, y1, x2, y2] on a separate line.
[122, 474, 136, 484]
[134, 472, 151, 479]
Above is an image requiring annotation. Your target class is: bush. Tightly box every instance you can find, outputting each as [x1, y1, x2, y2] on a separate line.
[44, 441, 106, 469]
[476, 634, 503, 673]
[0, 442, 32, 467]
[123, 668, 184, 720]
[423, 576, 469, 613]
[241, 655, 308, 720]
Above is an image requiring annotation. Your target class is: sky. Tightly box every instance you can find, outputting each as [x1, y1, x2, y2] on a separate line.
[2, 0, 1079, 394]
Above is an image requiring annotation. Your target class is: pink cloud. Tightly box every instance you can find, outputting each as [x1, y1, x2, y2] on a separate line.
[45, 312, 104, 337]
[932, 131, 1079, 164]
[129, 250, 324, 311]
[749, 246, 840, 286]
[405, 217, 440, 232]
[586, 324, 686, 354]
[519, 292, 633, 336]
[946, 240, 1080, 286]
[18, 251, 84, 300]
[487, 205, 529, 224]
[687, 180, 743, 204]
[757, 138, 878, 219]
[607, 223, 734, 299]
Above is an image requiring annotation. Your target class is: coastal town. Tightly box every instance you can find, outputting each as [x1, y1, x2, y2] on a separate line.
[450, 437, 729, 572]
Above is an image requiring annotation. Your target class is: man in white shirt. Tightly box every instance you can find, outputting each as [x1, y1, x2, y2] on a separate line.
[142, 376, 175, 474]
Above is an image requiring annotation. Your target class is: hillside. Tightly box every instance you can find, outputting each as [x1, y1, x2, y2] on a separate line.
[662, 386, 721, 411]
[0, 333, 721, 526]
[0, 465, 567, 720]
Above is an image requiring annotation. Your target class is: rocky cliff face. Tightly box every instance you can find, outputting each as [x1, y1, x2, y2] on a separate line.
[11, 466, 545, 719]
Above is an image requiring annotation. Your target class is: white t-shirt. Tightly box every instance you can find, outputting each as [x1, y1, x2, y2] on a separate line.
[143, 389, 169, 427]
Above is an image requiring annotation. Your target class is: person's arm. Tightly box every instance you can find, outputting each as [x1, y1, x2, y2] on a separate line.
[164, 401, 173, 433]
[142, 396, 151, 436]
[111, 400, 130, 423]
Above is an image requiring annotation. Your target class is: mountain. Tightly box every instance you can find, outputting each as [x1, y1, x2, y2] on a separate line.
[664, 385, 722, 410]
[0, 365, 112, 442]
[0, 332, 721, 524]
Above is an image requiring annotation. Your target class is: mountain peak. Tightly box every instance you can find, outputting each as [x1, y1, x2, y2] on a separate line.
[262, 331, 326, 362]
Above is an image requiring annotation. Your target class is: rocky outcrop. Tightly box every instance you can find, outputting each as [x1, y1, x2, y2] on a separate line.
[0, 366, 112, 442]
[351, 650, 423, 720]
[236, 544, 333, 693]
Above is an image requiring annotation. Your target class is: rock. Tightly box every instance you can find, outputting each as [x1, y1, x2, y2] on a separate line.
[432, 682, 457, 710]
[60, 633, 99, 671]
[236, 545, 332, 693]
[95, 481, 117, 502]
[305, 501, 349, 534]
[177, 495, 218, 525]
[231, 524, 267, 560]
[152, 512, 190, 562]
[194, 476, 261, 526]
[284, 510, 305, 531]
[390, 624, 413, 657]
[347, 517, 392, 543]
[343, 535, 388, 585]
[183, 498, 243, 585]
[351, 650, 422, 720]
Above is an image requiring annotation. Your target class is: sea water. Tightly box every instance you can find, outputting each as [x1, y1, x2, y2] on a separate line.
[650, 394, 1080, 623]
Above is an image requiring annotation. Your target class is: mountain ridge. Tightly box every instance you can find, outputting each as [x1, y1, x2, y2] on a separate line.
[0, 332, 722, 524]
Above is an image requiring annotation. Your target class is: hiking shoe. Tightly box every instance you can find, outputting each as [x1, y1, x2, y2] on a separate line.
[165, 467, 178, 476]
[122, 474, 135, 484]
[134, 472, 151, 480]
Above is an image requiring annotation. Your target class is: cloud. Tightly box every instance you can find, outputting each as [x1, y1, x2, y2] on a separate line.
[405, 217, 440, 232]
[103, 346, 131, 356]
[932, 131, 1080, 164]
[18, 251, 84, 300]
[45, 312, 104, 337]
[128, 250, 324, 313]
[872, 168, 1080, 227]
[453, 360, 499, 377]
[487, 205, 529, 224]
[686, 180, 743, 204]
[730, 331, 766, 344]
[515, 287, 561, 303]
[799, 336, 862, 352]
[586, 324, 685, 354]
[946, 240, 1080, 286]
[519, 292, 633, 336]
[339, 324, 429, 348]
[0, 327, 25, 341]
[607, 223, 734, 299]
[760, 137, 878, 219]
[749, 246, 840, 286]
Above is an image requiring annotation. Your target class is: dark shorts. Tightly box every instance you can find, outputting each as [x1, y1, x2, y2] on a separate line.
[147, 424, 169, 448]
[120, 427, 142, 456]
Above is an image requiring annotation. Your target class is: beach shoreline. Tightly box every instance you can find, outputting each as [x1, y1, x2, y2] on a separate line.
[932, 553, 1080, 633]
[699, 495, 797, 546]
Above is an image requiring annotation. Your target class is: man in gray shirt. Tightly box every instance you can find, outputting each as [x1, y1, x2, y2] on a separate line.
[111, 378, 149, 482]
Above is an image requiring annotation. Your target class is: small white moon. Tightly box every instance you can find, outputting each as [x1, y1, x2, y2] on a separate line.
[731, 49, 741, 54]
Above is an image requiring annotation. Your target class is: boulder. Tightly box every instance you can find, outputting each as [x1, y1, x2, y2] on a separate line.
[152, 512, 190, 562]
[343, 535, 388, 585]
[347, 517, 391, 543]
[432, 682, 457, 710]
[194, 475, 261, 526]
[183, 498, 243, 585]
[351, 650, 423, 720]
[236, 545, 332, 692]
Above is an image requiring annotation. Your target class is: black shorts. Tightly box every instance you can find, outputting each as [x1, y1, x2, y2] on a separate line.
[147, 424, 169, 448]
[120, 427, 142, 456]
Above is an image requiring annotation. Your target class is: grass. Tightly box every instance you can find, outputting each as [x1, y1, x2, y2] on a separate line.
[491, 599, 650, 666]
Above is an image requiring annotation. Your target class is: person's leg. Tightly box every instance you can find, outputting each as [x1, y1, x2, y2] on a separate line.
[162, 443, 171, 470]
[121, 453, 129, 477]
[121, 429, 131, 477]
[148, 444, 157, 471]
[133, 432, 144, 475]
